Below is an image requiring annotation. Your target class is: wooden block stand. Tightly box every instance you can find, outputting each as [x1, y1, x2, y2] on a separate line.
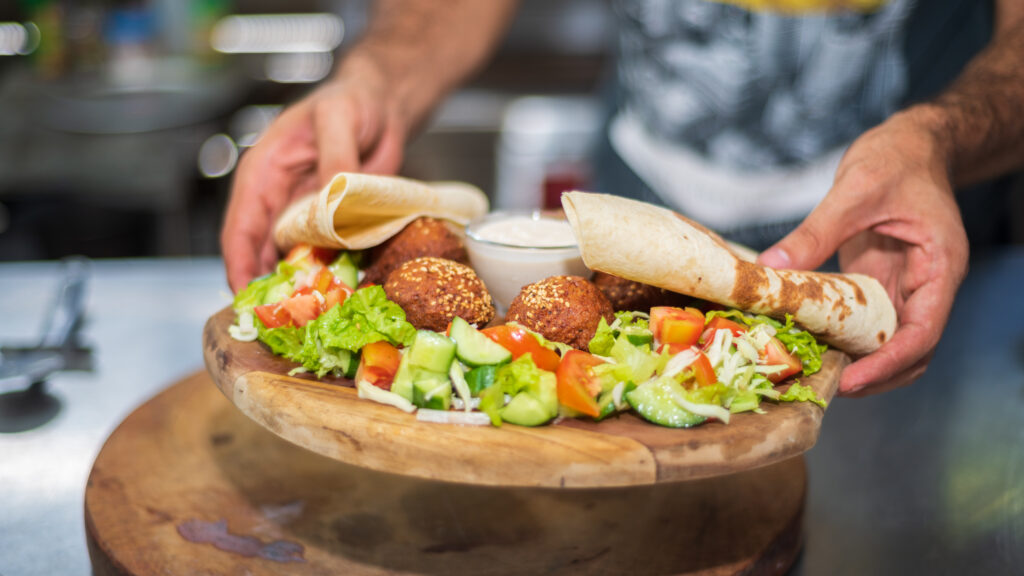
[85, 371, 808, 575]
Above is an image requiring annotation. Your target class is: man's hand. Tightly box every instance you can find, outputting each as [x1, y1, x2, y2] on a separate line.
[219, 0, 520, 293]
[758, 109, 969, 397]
[221, 58, 406, 293]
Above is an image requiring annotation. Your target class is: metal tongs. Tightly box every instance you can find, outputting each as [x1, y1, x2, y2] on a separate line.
[0, 257, 92, 392]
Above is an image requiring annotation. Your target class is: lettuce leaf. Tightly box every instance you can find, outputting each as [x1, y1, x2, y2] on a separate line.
[705, 310, 826, 375]
[588, 317, 616, 356]
[779, 381, 827, 408]
[232, 262, 298, 314]
[253, 285, 414, 377]
[318, 285, 416, 351]
[589, 311, 652, 356]
[494, 354, 543, 396]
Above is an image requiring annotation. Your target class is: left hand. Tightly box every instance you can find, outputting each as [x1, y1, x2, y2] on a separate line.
[758, 108, 969, 397]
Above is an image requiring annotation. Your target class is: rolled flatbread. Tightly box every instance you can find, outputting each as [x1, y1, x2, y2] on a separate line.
[561, 192, 897, 356]
[273, 172, 489, 251]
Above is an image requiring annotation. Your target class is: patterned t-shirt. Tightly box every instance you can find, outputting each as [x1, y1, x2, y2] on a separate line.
[615, 0, 914, 170]
[609, 0, 916, 228]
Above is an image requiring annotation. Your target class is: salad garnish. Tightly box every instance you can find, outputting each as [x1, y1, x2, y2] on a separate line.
[231, 245, 829, 428]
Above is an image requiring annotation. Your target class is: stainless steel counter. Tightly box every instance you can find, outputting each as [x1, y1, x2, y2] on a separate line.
[0, 253, 1021, 575]
[0, 258, 229, 575]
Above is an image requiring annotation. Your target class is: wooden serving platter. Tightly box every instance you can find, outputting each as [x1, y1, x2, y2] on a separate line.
[86, 371, 806, 575]
[203, 307, 847, 488]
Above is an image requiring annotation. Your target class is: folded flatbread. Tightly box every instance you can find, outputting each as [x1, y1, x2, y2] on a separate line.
[273, 172, 489, 251]
[561, 192, 897, 356]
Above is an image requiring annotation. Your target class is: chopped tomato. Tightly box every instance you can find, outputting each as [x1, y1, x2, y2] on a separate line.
[700, 316, 748, 348]
[690, 352, 717, 387]
[761, 337, 802, 383]
[657, 342, 691, 355]
[285, 244, 338, 268]
[651, 307, 705, 349]
[356, 341, 402, 389]
[556, 350, 604, 418]
[253, 303, 291, 329]
[323, 282, 351, 311]
[309, 266, 335, 294]
[280, 293, 320, 327]
[481, 325, 561, 372]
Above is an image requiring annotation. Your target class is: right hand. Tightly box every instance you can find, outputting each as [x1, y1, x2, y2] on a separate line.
[221, 58, 408, 293]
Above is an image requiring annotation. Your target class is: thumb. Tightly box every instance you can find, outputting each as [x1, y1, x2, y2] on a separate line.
[757, 202, 848, 271]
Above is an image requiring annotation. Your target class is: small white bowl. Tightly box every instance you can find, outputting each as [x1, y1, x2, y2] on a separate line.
[465, 211, 589, 313]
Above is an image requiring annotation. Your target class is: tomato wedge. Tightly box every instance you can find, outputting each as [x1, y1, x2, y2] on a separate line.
[253, 303, 291, 329]
[556, 350, 604, 418]
[761, 337, 802, 383]
[285, 244, 337, 268]
[700, 316, 748, 348]
[280, 293, 320, 327]
[480, 325, 561, 372]
[691, 351, 717, 387]
[309, 266, 335, 294]
[356, 341, 402, 390]
[651, 307, 705, 349]
[323, 281, 351, 311]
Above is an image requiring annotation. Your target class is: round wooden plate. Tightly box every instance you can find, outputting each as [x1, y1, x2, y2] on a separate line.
[86, 371, 807, 576]
[203, 307, 847, 488]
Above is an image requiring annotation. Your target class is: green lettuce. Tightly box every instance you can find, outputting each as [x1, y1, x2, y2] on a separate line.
[494, 354, 543, 396]
[778, 381, 827, 408]
[478, 355, 559, 427]
[232, 261, 299, 314]
[253, 285, 415, 377]
[705, 310, 826, 375]
[589, 311, 651, 356]
[317, 285, 416, 351]
[588, 317, 616, 356]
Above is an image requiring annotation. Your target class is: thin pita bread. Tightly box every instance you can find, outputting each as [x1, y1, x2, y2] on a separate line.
[561, 192, 897, 356]
[273, 172, 488, 251]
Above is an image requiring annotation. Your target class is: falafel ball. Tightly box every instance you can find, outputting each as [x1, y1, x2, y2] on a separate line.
[361, 217, 468, 287]
[592, 271, 691, 312]
[383, 257, 495, 332]
[506, 275, 613, 350]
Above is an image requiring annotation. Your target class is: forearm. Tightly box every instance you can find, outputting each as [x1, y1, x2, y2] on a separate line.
[903, 9, 1024, 187]
[337, 0, 520, 134]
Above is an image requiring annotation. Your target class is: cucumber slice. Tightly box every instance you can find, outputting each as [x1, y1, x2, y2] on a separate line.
[407, 330, 456, 374]
[626, 379, 706, 428]
[595, 381, 637, 421]
[450, 316, 512, 367]
[466, 365, 497, 396]
[501, 393, 552, 427]
[533, 372, 559, 420]
[262, 281, 293, 305]
[391, 353, 414, 402]
[328, 252, 360, 290]
[623, 326, 653, 346]
[412, 368, 452, 411]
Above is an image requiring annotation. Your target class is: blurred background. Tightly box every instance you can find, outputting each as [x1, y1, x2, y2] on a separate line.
[0, 0, 1020, 262]
[0, 0, 613, 261]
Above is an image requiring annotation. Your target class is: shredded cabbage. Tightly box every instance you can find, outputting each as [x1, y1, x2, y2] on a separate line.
[357, 380, 416, 413]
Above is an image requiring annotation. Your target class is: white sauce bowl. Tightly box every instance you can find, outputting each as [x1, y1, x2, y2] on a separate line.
[465, 211, 590, 313]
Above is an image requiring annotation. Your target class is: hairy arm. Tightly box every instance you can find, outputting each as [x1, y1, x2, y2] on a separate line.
[222, 0, 520, 292]
[759, 1, 1024, 396]
[349, 0, 521, 137]
[910, 1, 1024, 185]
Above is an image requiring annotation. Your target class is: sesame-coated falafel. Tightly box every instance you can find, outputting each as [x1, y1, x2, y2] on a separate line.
[591, 271, 691, 312]
[383, 257, 495, 332]
[506, 275, 613, 350]
[361, 217, 468, 287]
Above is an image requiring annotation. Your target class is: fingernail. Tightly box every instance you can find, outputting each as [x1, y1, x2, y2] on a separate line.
[759, 247, 790, 269]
